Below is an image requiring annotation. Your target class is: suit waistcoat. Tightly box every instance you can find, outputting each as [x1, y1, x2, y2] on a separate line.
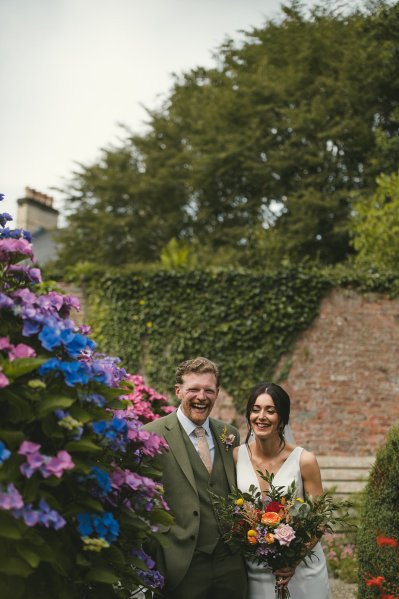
[183, 429, 230, 554]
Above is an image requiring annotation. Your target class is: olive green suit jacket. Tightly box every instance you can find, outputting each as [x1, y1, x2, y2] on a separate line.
[144, 411, 240, 590]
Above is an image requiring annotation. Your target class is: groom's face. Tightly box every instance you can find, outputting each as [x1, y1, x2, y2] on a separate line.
[175, 372, 219, 425]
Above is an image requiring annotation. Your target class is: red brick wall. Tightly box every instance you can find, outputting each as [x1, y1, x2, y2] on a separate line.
[213, 288, 399, 457]
[276, 288, 399, 456]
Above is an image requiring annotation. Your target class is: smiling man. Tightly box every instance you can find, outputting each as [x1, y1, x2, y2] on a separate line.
[144, 357, 247, 599]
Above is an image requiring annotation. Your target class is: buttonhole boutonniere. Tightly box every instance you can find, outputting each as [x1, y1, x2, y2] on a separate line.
[220, 425, 236, 451]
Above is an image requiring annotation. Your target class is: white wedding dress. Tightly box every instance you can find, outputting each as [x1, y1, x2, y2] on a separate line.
[236, 444, 330, 599]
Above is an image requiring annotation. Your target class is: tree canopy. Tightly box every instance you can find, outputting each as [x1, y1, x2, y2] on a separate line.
[351, 170, 399, 271]
[56, 0, 399, 271]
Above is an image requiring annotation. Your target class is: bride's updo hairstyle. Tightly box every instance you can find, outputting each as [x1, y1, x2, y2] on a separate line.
[245, 382, 291, 445]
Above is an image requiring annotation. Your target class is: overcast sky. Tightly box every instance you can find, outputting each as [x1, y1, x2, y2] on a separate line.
[1, 0, 319, 220]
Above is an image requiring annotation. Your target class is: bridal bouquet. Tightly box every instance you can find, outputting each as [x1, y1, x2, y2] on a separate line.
[213, 471, 351, 599]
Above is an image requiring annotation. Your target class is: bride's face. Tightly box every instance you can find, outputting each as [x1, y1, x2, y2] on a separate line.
[249, 393, 280, 439]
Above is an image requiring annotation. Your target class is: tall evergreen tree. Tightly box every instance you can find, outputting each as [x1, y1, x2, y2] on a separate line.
[57, 0, 399, 269]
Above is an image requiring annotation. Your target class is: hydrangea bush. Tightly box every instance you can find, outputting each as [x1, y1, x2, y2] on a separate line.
[0, 194, 174, 599]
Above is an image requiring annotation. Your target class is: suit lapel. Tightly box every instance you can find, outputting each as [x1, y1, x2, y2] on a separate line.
[164, 412, 197, 492]
[210, 419, 236, 491]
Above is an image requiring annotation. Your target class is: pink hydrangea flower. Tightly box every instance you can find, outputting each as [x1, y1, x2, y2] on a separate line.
[18, 441, 41, 455]
[0, 483, 24, 510]
[18, 441, 42, 455]
[9, 343, 36, 361]
[0, 336, 11, 351]
[0, 238, 34, 260]
[44, 451, 75, 478]
[0, 370, 9, 388]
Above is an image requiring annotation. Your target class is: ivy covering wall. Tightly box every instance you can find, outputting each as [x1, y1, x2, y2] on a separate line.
[84, 266, 329, 405]
[66, 264, 398, 409]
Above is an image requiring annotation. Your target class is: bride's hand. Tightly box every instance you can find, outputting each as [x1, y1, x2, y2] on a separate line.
[274, 566, 295, 588]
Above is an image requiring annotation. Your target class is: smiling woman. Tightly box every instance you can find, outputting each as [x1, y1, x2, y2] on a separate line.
[233, 381, 331, 599]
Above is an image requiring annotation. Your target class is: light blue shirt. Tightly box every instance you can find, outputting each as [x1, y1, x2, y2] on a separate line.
[176, 406, 215, 464]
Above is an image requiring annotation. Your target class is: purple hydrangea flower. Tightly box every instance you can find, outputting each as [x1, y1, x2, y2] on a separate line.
[131, 549, 164, 589]
[0, 212, 13, 227]
[0, 483, 24, 510]
[13, 500, 66, 530]
[0, 293, 13, 309]
[0, 238, 34, 260]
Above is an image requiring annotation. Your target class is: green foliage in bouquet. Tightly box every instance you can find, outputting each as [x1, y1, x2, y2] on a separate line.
[357, 424, 399, 598]
[0, 195, 173, 599]
[212, 470, 352, 575]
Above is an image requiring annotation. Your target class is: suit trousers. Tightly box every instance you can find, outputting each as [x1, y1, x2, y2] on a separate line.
[160, 538, 247, 599]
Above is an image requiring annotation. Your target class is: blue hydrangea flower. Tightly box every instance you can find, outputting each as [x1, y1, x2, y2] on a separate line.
[38, 325, 63, 351]
[39, 357, 61, 375]
[77, 511, 119, 543]
[59, 361, 90, 386]
[90, 466, 112, 496]
[77, 512, 93, 536]
[0, 441, 11, 464]
[83, 393, 106, 407]
[92, 512, 119, 542]
[63, 332, 96, 358]
[92, 418, 128, 450]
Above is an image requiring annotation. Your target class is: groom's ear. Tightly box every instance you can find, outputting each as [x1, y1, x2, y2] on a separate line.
[175, 384, 182, 401]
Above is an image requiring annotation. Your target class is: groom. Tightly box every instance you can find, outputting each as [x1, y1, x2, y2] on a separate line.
[144, 356, 247, 599]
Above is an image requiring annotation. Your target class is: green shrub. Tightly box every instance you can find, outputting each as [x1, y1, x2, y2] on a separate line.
[357, 424, 399, 598]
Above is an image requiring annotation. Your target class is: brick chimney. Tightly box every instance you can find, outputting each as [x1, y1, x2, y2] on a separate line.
[16, 187, 59, 233]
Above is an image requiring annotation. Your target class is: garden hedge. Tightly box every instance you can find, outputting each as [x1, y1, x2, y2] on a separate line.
[357, 424, 399, 598]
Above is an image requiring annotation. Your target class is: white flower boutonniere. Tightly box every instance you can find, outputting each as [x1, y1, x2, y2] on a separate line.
[220, 425, 236, 451]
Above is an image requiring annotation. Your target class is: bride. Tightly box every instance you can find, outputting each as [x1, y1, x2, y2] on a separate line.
[234, 382, 330, 599]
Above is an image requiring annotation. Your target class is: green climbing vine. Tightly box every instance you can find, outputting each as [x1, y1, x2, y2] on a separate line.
[81, 265, 329, 406]
[60, 261, 398, 409]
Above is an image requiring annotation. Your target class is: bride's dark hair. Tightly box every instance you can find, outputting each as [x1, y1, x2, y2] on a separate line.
[244, 382, 291, 445]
